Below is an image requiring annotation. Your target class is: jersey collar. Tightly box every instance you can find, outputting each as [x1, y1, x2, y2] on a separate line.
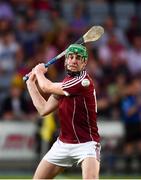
[66, 69, 86, 77]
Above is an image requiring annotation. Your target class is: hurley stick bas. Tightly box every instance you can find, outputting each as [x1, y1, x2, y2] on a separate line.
[23, 26, 104, 82]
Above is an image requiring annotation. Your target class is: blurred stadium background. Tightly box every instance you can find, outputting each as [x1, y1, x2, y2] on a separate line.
[0, 0, 141, 179]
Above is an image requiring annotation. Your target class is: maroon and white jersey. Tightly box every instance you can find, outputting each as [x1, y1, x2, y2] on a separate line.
[58, 70, 100, 143]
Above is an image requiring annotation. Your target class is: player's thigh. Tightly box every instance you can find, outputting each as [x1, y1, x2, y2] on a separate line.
[81, 157, 100, 180]
[33, 159, 65, 179]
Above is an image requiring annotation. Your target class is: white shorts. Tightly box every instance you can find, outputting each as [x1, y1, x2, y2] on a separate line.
[43, 138, 101, 167]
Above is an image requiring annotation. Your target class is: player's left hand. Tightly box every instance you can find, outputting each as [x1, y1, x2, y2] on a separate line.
[33, 63, 48, 75]
[26, 71, 36, 85]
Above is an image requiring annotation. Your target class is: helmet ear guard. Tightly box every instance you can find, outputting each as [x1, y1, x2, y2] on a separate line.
[65, 44, 88, 61]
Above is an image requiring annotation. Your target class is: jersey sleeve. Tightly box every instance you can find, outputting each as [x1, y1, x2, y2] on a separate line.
[61, 72, 91, 96]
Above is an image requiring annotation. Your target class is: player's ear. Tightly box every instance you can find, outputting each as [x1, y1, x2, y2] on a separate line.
[83, 60, 87, 66]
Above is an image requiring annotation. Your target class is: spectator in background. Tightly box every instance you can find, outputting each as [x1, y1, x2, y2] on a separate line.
[0, 30, 21, 73]
[1, 74, 30, 120]
[125, 16, 141, 45]
[98, 33, 129, 83]
[126, 32, 141, 76]
[39, 113, 57, 159]
[49, 8, 68, 33]
[34, 0, 52, 12]
[121, 77, 141, 173]
[98, 16, 128, 47]
[0, 18, 12, 35]
[107, 73, 128, 119]
[16, 16, 41, 58]
[0, 0, 14, 21]
[86, 45, 103, 81]
[96, 79, 111, 118]
[0, 29, 22, 97]
[69, 2, 88, 40]
[53, 28, 70, 79]
[15, 45, 25, 71]
[10, 0, 35, 16]
[60, 0, 76, 23]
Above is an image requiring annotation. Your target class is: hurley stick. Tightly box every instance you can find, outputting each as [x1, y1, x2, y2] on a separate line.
[23, 26, 104, 81]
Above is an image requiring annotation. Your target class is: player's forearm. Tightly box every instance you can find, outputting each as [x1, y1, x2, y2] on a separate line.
[26, 81, 48, 116]
[35, 72, 65, 95]
[42, 94, 59, 116]
[35, 72, 53, 93]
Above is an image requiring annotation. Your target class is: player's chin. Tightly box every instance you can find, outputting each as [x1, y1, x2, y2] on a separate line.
[67, 65, 79, 72]
[69, 68, 78, 72]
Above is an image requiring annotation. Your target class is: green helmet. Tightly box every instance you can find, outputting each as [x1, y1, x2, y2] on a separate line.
[65, 44, 88, 61]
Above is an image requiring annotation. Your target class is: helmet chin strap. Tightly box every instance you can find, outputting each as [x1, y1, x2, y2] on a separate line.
[66, 69, 81, 77]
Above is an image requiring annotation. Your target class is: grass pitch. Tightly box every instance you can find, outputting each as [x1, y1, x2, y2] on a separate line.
[0, 174, 141, 179]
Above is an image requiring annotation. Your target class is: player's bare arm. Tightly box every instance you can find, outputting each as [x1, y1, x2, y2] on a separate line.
[26, 73, 59, 116]
[33, 63, 65, 95]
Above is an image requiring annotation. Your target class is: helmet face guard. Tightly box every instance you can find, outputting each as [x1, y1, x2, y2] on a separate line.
[65, 44, 88, 61]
